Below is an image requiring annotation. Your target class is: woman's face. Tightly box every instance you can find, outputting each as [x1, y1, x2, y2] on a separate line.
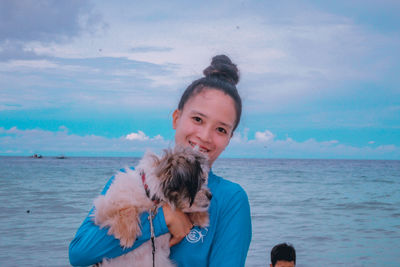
[173, 88, 237, 166]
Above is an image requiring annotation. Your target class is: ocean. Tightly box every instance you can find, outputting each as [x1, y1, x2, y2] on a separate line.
[0, 156, 399, 266]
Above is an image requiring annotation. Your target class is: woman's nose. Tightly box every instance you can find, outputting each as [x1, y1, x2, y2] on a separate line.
[198, 126, 212, 143]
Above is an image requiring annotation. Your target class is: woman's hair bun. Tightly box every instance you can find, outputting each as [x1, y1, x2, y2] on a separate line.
[203, 55, 239, 85]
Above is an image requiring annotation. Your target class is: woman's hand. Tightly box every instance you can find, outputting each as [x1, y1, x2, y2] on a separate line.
[163, 204, 193, 247]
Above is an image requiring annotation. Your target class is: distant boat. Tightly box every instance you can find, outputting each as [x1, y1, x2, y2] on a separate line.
[56, 155, 66, 159]
[31, 154, 43, 158]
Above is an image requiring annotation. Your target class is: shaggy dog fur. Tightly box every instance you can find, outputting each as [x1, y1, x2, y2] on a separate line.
[93, 146, 211, 266]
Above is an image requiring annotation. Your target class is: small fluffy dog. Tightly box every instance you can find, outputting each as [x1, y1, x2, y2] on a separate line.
[93, 146, 211, 266]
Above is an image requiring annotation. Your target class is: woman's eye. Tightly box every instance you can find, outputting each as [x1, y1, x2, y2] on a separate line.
[192, 116, 202, 123]
[217, 127, 227, 134]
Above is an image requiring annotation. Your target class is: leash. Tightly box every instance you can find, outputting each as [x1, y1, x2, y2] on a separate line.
[141, 169, 160, 267]
[148, 207, 157, 267]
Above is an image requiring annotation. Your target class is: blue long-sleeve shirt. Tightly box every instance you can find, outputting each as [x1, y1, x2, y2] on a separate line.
[69, 170, 252, 266]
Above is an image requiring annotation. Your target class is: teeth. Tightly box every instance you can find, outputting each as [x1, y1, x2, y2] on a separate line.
[189, 141, 209, 153]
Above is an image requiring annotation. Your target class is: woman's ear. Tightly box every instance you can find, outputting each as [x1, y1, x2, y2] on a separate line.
[172, 109, 181, 130]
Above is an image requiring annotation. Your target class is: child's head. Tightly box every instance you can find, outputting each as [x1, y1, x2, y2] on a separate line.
[270, 243, 296, 267]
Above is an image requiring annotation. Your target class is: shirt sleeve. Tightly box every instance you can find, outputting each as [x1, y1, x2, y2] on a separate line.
[68, 175, 170, 266]
[209, 187, 252, 267]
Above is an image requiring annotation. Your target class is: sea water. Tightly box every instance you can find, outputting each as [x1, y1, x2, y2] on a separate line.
[0, 156, 399, 266]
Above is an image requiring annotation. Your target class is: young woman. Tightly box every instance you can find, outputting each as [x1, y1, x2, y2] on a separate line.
[69, 55, 252, 266]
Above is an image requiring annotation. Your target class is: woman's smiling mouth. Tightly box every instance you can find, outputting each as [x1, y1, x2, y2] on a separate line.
[189, 141, 210, 153]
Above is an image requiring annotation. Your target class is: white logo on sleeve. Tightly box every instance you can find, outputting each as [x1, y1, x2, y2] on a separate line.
[186, 227, 208, 243]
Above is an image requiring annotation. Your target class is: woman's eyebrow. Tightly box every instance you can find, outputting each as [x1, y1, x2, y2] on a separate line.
[220, 121, 233, 130]
[190, 110, 207, 118]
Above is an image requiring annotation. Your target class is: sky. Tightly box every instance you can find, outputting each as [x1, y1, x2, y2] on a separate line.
[0, 0, 399, 160]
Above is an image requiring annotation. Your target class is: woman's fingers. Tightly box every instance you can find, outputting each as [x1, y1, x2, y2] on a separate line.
[162, 204, 193, 247]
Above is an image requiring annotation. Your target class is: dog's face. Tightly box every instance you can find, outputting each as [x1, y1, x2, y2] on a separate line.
[154, 146, 212, 212]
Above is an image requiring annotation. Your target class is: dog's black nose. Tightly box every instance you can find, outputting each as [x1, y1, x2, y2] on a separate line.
[206, 191, 212, 200]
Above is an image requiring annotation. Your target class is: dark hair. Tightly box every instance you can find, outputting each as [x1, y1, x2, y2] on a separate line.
[177, 55, 242, 132]
[271, 243, 296, 266]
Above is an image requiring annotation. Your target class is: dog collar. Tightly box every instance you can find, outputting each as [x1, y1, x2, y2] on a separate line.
[140, 170, 161, 205]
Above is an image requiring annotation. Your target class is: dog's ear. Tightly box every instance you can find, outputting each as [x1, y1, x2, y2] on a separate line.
[159, 161, 202, 206]
[164, 191, 179, 209]
[177, 145, 210, 178]
[172, 159, 203, 206]
[156, 147, 205, 206]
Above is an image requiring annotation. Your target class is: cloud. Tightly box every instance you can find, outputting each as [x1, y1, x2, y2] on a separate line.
[126, 131, 149, 141]
[254, 130, 275, 142]
[1, 1, 399, 159]
[1, 126, 398, 159]
[125, 131, 165, 142]
[0, 41, 43, 61]
[16, 0, 397, 115]
[0, 56, 180, 111]
[131, 46, 173, 53]
[225, 129, 399, 160]
[0, 0, 105, 62]
[0, 0, 102, 43]
[2, 1, 399, 107]
[0, 127, 169, 157]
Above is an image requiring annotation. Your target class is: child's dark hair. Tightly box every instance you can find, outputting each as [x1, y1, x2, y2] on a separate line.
[271, 243, 296, 266]
[177, 55, 242, 132]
